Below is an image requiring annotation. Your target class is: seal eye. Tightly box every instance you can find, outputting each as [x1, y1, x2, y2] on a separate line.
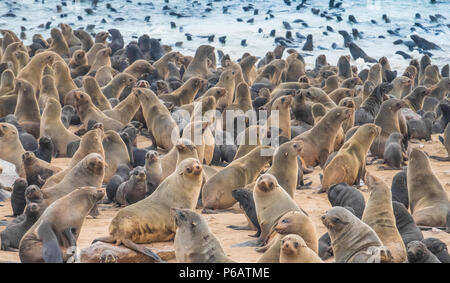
[186, 167, 192, 174]
[294, 242, 299, 248]
[282, 219, 289, 224]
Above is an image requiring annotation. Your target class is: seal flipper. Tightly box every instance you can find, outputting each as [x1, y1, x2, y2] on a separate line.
[38, 222, 63, 263]
[121, 239, 164, 263]
[63, 227, 78, 263]
[227, 225, 251, 231]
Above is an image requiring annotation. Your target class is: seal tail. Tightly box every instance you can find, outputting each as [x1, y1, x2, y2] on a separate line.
[122, 239, 165, 263]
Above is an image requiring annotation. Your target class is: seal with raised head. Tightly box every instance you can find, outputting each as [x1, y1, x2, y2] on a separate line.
[321, 207, 392, 263]
[407, 148, 450, 228]
[321, 123, 380, 192]
[115, 166, 147, 206]
[202, 145, 273, 211]
[93, 158, 202, 259]
[19, 187, 105, 263]
[362, 173, 407, 263]
[172, 208, 235, 263]
[406, 241, 440, 263]
[279, 234, 323, 263]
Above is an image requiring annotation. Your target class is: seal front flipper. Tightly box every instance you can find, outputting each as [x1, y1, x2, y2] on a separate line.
[92, 235, 116, 244]
[121, 239, 165, 263]
[63, 227, 78, 262]
[38, 222, 63, 263]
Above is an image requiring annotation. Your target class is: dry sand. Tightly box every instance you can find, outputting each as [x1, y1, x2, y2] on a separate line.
[0, 134, 449, 263]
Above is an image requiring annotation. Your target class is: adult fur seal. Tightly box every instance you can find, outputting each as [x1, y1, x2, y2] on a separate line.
[253, 174, 302, 246]
[321, 123, 380, 192]
[321, 207, 392, 263]
[172, 208, 235, 263]
[93, 158, 202, 260]
[0, 122, 26, 175]
[407, 148, 450, 227]
[182, 45, 215, 81]
[41, 98, 80, 156]
[362, 173, 407, 263]
[279, 234, 322, 263]
[257, 210, 317, 263]
[202, 146, 273, 211]
[134, 88, 179, 151]
[294, 106, 354, 168]
[19, 187, 105, 263]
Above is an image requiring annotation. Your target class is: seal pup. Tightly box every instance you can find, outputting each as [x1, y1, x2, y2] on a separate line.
[392, 201, 423, 247]
[406, 241, 440, 263]
[279, 234, 322, 263]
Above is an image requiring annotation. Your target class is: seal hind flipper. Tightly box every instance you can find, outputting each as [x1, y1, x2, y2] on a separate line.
[121, 239, 164, 262]
[429, 156, 450, 161]
[38, 222, 63, 263]
[231, 239, 262, 248]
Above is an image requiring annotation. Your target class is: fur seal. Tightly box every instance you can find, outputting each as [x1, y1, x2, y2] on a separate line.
[254, 174, 302, 245]
[392, 201, 423, 247]
[40, 98, 80, 156]
[144, 151, 162, 196]
[391, 171, 408, 209]
[228, 188, 260, 236]
[202, 146, 273, 211]
[362, 173, 407, 262]
[295, 106, 354, 168]
[327, 183, 366, 218]
[103, 130, 131, 183]
[43, 153, 105, 207]
[379, 132, 406, 169]
[19, 187, 105, 263]
[115, 166, 147, 206]
[13, 79, 40, 138]
[22, 151, 61, 188]
[134, 88, 179, 151]
[421, 238, 450, 263]
[321, 123, 380, 192]
[93, 158, 202, 260]
[407, 241, 440, 263]
[321, 207, 391, 263]
[407, 148, 450, 227]
[82, 76, 112, 111]
[172, 208, 235, 263]
[0, 122, 26, 175]
[279, 234, 322, 263]
[182, 45, 215, 81]
[1, 203, 42, 251]
[74, 91, 124, 132]
[10, 178, 28, 216]
[370, 99, 407, 158]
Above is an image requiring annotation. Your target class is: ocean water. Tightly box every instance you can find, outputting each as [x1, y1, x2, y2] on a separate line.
[0, 0, 449, 72]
